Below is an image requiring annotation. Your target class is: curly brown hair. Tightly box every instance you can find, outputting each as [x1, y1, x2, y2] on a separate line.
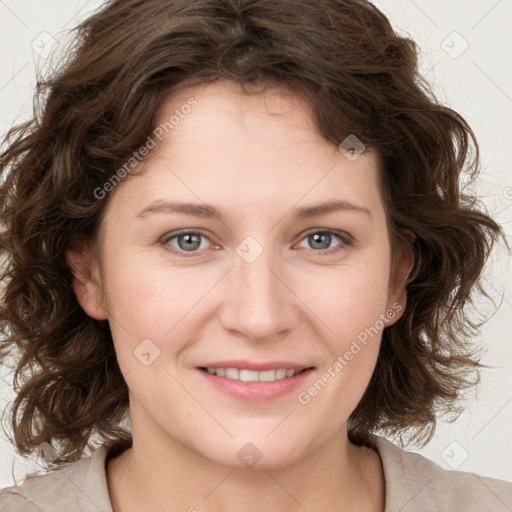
[0, 0, 505, 471]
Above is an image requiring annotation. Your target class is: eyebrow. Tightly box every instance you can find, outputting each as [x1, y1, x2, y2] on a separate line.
[136, 199, 372, 220]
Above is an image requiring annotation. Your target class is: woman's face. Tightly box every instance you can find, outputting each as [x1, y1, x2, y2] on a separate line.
[73, 80, 412, 469]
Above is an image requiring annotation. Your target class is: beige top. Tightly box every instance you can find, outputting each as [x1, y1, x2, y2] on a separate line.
[1, 434, 511, 511]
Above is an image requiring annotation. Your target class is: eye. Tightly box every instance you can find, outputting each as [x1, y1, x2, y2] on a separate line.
[160, 228, 352, 256]
[295, 229, 351, 254]
[161, 230, 212, 254]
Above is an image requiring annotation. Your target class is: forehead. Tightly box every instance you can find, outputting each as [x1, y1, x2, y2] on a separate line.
[106, 80, 385, 224]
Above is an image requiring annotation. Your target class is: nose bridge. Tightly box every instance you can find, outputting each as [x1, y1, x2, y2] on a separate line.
[220, 235, 294, 340]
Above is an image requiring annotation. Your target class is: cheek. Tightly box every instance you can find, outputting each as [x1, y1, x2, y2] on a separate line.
[100, 253, 223, 362]
[298, 261, 391, 344]
[292, 271, 389, 419]
[293, 259, 391, 405]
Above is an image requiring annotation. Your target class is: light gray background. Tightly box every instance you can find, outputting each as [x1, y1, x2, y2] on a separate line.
[0, 0, 511, 488]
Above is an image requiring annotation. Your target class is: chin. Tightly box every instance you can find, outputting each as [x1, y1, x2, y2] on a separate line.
[198, 433, 312, 471]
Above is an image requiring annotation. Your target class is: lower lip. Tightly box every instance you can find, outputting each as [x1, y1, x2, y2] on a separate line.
[197, 368, 314, 401]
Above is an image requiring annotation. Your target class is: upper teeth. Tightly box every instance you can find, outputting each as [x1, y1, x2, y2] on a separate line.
[206, 368, 298, 381]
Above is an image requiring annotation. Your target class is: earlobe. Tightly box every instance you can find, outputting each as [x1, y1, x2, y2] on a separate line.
[66, 245, 109, 320]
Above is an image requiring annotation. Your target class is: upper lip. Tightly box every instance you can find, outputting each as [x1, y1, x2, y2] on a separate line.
[197, 360, 314, 372]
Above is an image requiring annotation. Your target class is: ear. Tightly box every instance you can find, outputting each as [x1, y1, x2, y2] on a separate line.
[386, 228, 416, 320]
[66, 243, 109, 320]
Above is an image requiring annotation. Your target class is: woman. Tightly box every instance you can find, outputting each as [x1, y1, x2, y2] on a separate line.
[0, 0, 511, 510]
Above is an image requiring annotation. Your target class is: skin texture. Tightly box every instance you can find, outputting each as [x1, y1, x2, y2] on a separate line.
[67, 80, 414, 512]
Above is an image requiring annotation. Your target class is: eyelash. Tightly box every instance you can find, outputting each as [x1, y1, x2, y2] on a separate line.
[160, 228, 353, 257]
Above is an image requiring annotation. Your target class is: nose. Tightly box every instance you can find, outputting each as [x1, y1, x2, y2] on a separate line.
[218, 241, 298, 342]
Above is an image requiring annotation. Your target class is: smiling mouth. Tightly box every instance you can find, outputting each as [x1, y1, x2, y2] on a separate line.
[198, 367, 313, 382]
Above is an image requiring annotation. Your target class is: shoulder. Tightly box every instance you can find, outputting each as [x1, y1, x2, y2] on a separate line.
[0, 442, 117, 512]
[0, 490, 43, 511]
[371, 434, 512, 512]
